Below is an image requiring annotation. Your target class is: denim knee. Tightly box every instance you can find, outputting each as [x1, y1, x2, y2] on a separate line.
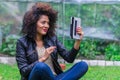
[34, 62, 49, 71]
[77, 61, 88, 72]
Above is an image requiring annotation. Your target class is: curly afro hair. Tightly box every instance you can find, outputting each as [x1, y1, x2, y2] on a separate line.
[21, 2, 58, 39]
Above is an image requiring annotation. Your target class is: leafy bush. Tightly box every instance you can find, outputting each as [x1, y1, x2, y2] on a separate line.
[105, 43, 120, 60]
[79, 38, 101, 59]
[0, 35, 20, 56]
[111, 55, 120, 61]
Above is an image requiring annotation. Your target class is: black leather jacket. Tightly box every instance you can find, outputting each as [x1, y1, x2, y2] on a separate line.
[16, 35, 79, 80]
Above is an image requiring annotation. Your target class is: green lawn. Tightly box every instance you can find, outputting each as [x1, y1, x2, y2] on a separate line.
[0, 63, 120, 80]
[0, 64, 20, 80]
[66, 64, 120, 80]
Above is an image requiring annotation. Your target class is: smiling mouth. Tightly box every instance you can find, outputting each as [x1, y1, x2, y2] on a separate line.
[43, 29, 48, 32]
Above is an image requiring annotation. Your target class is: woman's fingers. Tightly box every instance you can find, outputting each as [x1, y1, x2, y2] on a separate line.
[46, 46, 56, 54]
[76, 27, 84, 40]
[76, 27, 84, 35]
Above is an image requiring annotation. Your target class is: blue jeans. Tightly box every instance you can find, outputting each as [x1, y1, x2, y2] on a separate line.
[28, 61, 88, 80]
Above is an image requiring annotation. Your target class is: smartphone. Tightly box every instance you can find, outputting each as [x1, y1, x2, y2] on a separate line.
[70, 17, 81, 39]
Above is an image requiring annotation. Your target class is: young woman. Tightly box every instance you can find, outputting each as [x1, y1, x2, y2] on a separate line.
[16, 2, 88, 80]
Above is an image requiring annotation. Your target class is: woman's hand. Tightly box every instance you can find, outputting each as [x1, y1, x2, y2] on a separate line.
[39, 46, 56, 62]
[76, 27, 84, 40]
[74, 27, 84, 50]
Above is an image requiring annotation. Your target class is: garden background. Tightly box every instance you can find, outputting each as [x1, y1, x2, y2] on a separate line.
[0, 0, 120, 80]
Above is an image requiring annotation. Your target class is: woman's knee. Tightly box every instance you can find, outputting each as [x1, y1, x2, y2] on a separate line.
[34, 62, 49, 71]
[77, 61, 88, 72]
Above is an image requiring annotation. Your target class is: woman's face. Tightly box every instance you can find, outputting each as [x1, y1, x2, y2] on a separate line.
[36, 15, 49, 36]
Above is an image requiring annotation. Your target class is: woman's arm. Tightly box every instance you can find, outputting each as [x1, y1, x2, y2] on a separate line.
[56, 27, 83, 63]
[56, 37, 79, 63]
[74, 40, 81, 50]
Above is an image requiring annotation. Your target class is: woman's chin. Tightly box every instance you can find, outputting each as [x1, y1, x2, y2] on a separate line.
[42, 32, 47, 35]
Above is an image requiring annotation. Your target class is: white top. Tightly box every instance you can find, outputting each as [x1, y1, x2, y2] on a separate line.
[36, 46, 56, 75]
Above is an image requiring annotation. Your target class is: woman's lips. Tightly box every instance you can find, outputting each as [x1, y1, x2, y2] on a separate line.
[43, 29, 48, 32]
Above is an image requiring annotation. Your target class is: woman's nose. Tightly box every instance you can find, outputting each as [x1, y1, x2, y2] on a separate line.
[45, 23, 49, 28]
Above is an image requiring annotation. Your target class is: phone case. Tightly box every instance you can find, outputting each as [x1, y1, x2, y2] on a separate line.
[70, 17, 81, 40]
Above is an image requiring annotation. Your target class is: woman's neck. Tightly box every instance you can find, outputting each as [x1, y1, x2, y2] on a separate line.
[35, 34, 44, 48]
[36, 34, 43, 41]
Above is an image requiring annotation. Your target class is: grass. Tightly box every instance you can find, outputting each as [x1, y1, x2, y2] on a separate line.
[81, 66, 120, 80]
[66, 64, 120, 80]
[0, 64, 20, 80]
[0, 63, 120, 80]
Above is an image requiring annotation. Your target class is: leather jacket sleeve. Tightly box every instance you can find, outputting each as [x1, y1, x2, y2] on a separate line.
[16, 39, 38, 77]
[56, 37, 80, 63]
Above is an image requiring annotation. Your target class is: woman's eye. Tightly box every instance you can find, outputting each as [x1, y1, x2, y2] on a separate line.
[41, 21, 49, 25]
[41, 21, 46, 24]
